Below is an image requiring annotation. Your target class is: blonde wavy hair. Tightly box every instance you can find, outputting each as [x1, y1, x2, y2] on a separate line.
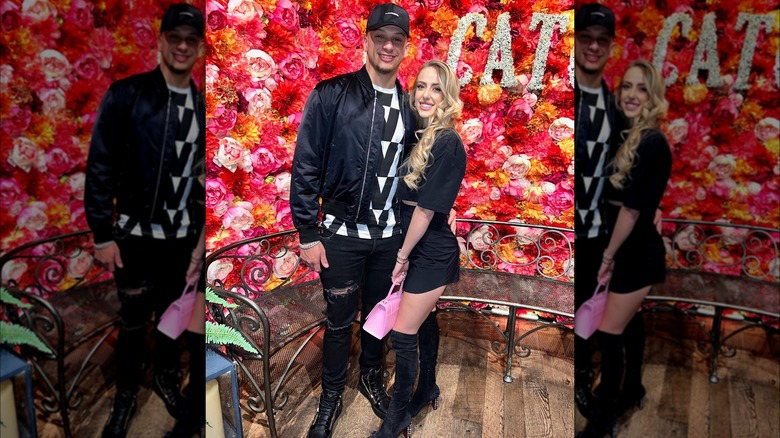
[404, 60, 463, 190]
[610, 59, 668, 189]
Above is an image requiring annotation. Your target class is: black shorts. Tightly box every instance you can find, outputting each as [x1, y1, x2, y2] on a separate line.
[606, 204, 666, 293]
[400, 203, 460, 293]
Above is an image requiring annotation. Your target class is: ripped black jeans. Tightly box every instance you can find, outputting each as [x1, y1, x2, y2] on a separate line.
[112, 235, 196, 393]
[318, 230, 402, 394]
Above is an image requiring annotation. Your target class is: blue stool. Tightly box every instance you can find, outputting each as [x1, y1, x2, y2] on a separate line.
[206, 348, 243, 438]
[0, 348, 36, 438]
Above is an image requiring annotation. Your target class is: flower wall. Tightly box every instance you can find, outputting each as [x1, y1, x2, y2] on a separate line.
[0, 0, 204, 257]
[597, 0, 779, 228]
[205, 0, 576, 260]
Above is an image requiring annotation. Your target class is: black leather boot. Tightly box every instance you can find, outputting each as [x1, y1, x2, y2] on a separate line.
[618, 313, 646, 415]
[370, 331, 416, 438]
[153, 368, 187, 420]
[577, 331, 621, 438]
[575, 334, 597, 419]
[308, 389, 343, 438]
[101, 388, 137, 438]
[359, 367, 391, 419]
[409, 311, 440, 417]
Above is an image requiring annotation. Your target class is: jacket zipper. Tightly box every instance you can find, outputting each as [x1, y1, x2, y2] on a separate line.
[149, 90, 172, 222]
[355, 91, 377, 219]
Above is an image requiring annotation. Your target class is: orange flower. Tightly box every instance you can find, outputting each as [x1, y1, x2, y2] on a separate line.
[253, 202, 277, 229]
[431, 8, 460, 37]
[230, 113, 261, 149]
[683, 83, 708, 105]
[209, 29, 239, 63]
[477, 83, 502, 106]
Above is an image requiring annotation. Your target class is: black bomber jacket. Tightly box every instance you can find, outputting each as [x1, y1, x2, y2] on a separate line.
[85, 67, 205, 244]
[291, 66, 418, 243]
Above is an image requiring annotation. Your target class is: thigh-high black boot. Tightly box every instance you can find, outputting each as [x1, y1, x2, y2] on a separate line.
[370, 331, 416, 438]
[409, 311, 440, 417]
[577, 331, 621, 438]
[618, 313, 646, 415]
[575, 334, 597, 419]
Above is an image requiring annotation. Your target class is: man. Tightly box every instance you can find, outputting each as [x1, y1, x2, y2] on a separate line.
[85, 4, 205, 437]
[573, 1, 621, 420]
[290, 4, 416, 438]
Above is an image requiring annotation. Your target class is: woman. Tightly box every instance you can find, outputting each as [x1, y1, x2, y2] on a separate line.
[578, 59, 672, 438]
[370, 59, 466, 438]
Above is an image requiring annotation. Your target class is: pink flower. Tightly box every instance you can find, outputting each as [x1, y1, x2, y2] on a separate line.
[130, 18, 156, 48]
[708, 155, 736, 179]
[73, 53, 100, 81]
[278, 53, 306, 81]
[1, 2, 21, 32]
[207, 8, 228, 30]
[2, 105, 32, 137]
[39, 49, 71, 82]
[507, 98, 533, 123]
[246, 49, 277, 88]
[207, 259, 234, 282]
[274, 172, 291, 200]
[17, 201, 48, 231]
[272, 0, 299, 31]
[222, 201, 254, 231]
[489, 187, 501, 201]
[755, 117, 779, 142]
[208, 105, 238, 136]
[244, 87, 273, 117]
[22, 0, 56, 23]
[469, 225, 494, 251]
[273, 250, 299, 278]
[67, 249, 93, 278]
[459, 118, 484, 144]
[502, 154, 531, 180]
[667, 118, 689, 144]
[423, 0, 445, 11]
[228, 0, 263, 22]
[65, 0, 92, 30]
[45, 147, 73, 175]
[206, 178, 229, 209]
[545, 183, 574, 217]
[0, 64, 12, 87]
[336, 18, 361, 48]
[481, 112, 506, 140]
[90, 27, 114, 69]
[548, 117, 574, 142]
[68, 172, 85, 201]
[213, 137, 252, 173]
[251, 146, 282, 176]
[39, 87, 66, 114]
[9, 137, 46, 173]
[507, 74, 530, 95]
[0, 178, 27, 216]
[1, 259, 27, 283]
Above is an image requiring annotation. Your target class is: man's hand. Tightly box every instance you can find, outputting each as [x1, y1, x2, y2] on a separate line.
[301, 243, 329, 273]
[653, 208, 663, 234]
[448, 208, 457, 234]
[95, 242, 123, 272]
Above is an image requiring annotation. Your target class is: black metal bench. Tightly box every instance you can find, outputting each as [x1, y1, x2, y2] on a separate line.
[646, 219, 780, 383]
[0, 231, 119, 438]
[205, 219, 574, 437]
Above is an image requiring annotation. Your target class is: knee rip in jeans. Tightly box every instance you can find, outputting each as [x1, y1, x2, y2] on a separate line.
[118, 286, 150, 330]
[325, 283, 358, 303]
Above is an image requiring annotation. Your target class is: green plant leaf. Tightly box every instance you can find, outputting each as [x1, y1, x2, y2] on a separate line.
[0, 321, 53, 355]
[205, 287, 237, 308]
[0, 287, 31, 309]
[206, 321, 258, 354]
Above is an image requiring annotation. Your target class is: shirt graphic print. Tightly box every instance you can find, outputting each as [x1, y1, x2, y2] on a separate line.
[323, 85, 405, 239]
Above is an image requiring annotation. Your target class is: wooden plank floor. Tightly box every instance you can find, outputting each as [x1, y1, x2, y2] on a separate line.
[575, 312, 780, 438]
[33, 310, 778, 437]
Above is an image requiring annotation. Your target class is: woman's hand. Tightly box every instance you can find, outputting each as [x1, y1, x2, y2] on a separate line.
[391, 260, 409, 283]
[597, 257, 613, 284]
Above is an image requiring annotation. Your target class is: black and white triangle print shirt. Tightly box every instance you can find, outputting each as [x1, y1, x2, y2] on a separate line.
[117, 84, 200, 240]
[323, 84, 405, 239]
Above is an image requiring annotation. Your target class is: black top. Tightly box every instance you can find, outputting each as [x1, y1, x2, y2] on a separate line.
[396, 129, 466, 215]
[604, 129, 672, 215]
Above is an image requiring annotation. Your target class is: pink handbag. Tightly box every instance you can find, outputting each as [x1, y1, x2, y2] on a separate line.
[574, 280, 609, 340]
[364, 279, 404, 339]
[158, 280, 198, 340]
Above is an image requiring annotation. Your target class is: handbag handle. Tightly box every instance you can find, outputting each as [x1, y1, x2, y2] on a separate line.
[387, 278, 404, 297]
[592, 280, 609, 297]
[181, 274, 200, 296]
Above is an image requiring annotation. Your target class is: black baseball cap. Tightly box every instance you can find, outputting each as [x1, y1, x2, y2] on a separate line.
[160, 3, 204, 37]
[366, 3, 410, 37]
[575, 3, 615, 36]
